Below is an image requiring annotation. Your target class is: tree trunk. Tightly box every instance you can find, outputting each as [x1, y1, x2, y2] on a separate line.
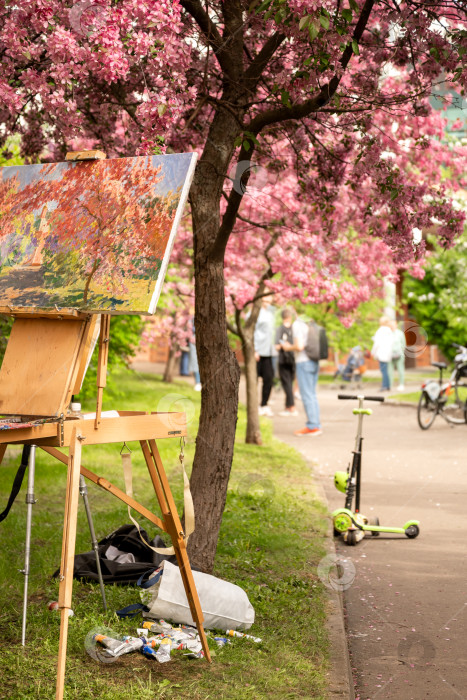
[83, 258, 100, 303]
[185, 89, 243, 573]
[163, 344, 178, 383]
[187, 255, 240, 572]
[242, 325, 262, 444]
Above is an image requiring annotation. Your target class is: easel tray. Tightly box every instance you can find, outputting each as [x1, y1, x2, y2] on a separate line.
[0, 411, 187, 446]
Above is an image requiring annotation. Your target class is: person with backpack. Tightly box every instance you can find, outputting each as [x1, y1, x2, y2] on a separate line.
[282, 315, 328, 436]
[275, 308, 298, 416]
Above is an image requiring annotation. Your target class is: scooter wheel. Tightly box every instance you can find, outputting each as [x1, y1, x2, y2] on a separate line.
[369, 516, 380, 536]
[405, 524, 420, 539]
[346, 529, 358, 546]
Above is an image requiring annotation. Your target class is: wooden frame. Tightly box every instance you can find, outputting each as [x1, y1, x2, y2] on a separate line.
[0, 312, 211, 699]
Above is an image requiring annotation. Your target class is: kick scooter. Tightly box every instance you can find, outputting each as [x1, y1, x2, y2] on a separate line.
[332, 394, 420, 546]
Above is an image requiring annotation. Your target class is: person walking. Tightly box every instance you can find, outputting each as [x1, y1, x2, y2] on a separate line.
[389, 319, 406, 391]
[254, 296, 275, 416]
[275, 309, 298, 416]
[282, 315, 322, 436]
[371, 316, 394, 391]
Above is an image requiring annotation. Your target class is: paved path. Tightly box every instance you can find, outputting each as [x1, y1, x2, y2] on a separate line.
[270, 383, 467, 700]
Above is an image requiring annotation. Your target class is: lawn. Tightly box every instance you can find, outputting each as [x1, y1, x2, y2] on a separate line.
[0, 369, 330, 699]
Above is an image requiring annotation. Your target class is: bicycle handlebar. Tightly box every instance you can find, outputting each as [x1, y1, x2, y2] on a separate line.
[337, 394, 385, 402]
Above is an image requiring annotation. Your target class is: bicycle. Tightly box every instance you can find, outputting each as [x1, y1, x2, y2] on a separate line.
[417, 343, 467, 430]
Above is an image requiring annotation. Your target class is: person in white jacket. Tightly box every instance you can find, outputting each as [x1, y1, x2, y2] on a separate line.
[371, 316, 394, 391]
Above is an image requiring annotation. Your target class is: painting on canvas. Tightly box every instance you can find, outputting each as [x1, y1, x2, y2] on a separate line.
[0, 152, 197, 314]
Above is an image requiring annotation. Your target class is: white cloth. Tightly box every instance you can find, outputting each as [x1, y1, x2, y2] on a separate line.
[372, 326, 394, 363]
[292, 319, 309, 364]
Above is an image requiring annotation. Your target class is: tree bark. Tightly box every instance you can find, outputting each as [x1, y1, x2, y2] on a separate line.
[187, 253, 240, 572]
[187, 106, 242, 571]
[242, 324, 261, 444]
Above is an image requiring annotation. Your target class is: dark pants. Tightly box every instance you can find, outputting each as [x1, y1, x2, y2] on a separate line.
[257, 356, 274, 406]
[279, 363, 295, 408]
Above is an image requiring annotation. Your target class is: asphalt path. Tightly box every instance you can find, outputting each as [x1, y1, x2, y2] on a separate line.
[270, 383, 467, 700]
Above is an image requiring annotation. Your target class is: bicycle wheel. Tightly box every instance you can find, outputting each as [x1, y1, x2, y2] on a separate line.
[417, 392, 437, 430]
[441, 386, 467, 424]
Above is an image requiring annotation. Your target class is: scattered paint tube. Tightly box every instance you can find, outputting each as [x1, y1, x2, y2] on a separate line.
[225, 630, 262, 643]
[214, 637, 230, 647]
[141, 620, 172, 634]
[93, 634, 146, 657]
[155, 638, 172, 663]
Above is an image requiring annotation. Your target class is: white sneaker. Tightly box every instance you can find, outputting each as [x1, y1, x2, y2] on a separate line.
[194, 383, 202, 391]
[397, 385, 405, 391]
[279, 409, 299, 416]
[259, 405, 274, 416]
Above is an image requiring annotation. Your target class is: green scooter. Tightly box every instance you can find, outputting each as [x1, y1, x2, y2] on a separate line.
[332, 394, 420, 546]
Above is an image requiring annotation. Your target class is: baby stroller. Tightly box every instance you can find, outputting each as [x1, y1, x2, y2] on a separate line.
[334, 346, 366, 389]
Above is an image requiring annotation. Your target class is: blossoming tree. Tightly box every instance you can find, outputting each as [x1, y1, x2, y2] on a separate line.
[2, 0, 467, 570]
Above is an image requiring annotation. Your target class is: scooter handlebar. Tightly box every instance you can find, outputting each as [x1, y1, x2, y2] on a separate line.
[337, 394, 385, 402]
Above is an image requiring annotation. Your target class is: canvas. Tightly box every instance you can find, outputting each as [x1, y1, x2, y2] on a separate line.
[0, 153, 197, 314]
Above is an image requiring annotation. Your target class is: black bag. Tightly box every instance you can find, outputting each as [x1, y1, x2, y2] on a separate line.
[53, 524, 177, 585]
[305, 321, 329, 361]
[277, 325, 295, 366]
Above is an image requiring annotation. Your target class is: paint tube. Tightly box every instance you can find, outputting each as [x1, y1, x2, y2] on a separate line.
[141, 644, 158, 659]
[214, 637, 230, 647]
[92, 634, 135, 657]
[117, 636, 146, 656]
[155, 637, 172, 663]
[225, 630, 262, 643]
[142, 620, 172, 634]
[94, 634, 147, 657]
[142, 637, 172, 662]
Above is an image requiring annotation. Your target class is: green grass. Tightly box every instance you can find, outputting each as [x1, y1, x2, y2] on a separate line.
[0, 369, 329, 699]
[387, 391, 420, 403]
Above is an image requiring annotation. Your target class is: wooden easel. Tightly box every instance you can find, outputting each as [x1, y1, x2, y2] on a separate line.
[0, 152, 211, 699]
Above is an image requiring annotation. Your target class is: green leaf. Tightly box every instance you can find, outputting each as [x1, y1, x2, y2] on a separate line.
[319, 14, 330, 30]
[349, 0, 359, 10]
[342, 8, 352, 23]
[157, 103, 168, 116]
[299, 15, 310, 30]
[352, 39, 360, 55]
[309, 20, 320, 41]
[430, 46, 440, 61]
[243, 140, 251, 151]
[256, 0, 273, 13]
[281, 89, 291, 106]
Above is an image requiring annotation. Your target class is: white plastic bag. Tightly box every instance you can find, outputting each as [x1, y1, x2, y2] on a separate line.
[141, 560, 255, 631]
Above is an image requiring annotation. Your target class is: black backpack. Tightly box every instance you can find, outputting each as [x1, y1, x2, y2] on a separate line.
[53, 524, 177, 585]
[304, 321, 329, 361]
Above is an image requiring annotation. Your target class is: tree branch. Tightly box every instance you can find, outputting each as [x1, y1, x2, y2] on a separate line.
[244, 31, 287, 89]
[245, 0, 376, 135]
[210, 141, 256, 261]
[221, 1, 245, 82]
[180, 0, 236, 78]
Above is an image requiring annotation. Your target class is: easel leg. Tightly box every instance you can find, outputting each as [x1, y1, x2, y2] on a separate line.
[56, 430, 82, 700]
[79, 475, 107, 611]
[140, 440, 212, 662]
[21, 445, 36, 646]
[0, 443, 7, 467]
